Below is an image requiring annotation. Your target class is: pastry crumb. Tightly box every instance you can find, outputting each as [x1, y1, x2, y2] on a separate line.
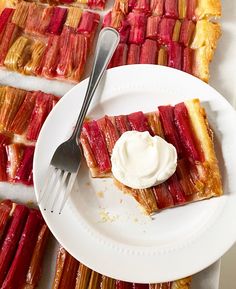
[96, 191, 104, 198]
[99, 210, 119, 223]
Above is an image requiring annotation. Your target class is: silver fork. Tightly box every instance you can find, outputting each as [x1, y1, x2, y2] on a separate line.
[38, 27, 120, 214]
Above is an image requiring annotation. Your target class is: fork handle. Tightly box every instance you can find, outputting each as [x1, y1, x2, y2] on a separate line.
[71, 27, 120, 140]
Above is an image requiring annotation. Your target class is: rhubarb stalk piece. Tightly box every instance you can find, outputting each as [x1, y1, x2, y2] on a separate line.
[12, 2, 30, 28]
[26, 92, 53, 141]
[97, 116, 119, 155]
[128, 111, 153, 134]
[25, 224, 50, 288]
[158, 18, 175, 44]
[127, 12, 147, 44]
[140, 39, 157, 64]
[158, 105, 183, 154]
[0, 145, 7, 181]
[109, 43, 128, 68]
[146, 16, 161, 39]
[146, 112, 164, 137]
[0, 87, 26, 131]
[51, 247, 67, 289]
[25, 4, 53, 36]
[187, 0, 197, 20]
[115, 115, 131, 134]
[127, 44, 140, 64]
[0, 23, 19, 66]
[80, 132, 98, 170]
[172, 20, 181, 42]
[116, 281, 132, 289]
[88, 0, 106, 10]
[166, 173, 186, 204]
[178, 0, 187, 19]
[88, 271, 101, 289]
[101, 276, 115, 289]
[14, 146, 35, 185]
[0, 204, 29, 287]
[24, 41, 46, 76]
[77, 11, 100, 37]
[1, 210, 43, 289]
[114, 0, 128, 14]
[65, 7, 82, 29]
[182, 47, 193, 74]
[75, 264, 92, 289]
[0, 8, 14, 42]
[174, 102, 203, 161]
[153, 184, 174, 209]
[82, 121, 111, 173]
[47, 7, 68, 35]
[4, 36, 32, 72]
[133, 0, 150, 14]
[165, 0, 178, 18]
[6, 143, 24, 182]
[150, 0, 164, 16]
[157, 46, 168, 66]
[0, 200, 12, 240]
[179, 19, 195, 47]
[132, 284, 149, 289]
[168, 41, 182, 70]
[177, 159, 197, 196]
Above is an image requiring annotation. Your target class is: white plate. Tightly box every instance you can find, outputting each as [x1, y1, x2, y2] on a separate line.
[33, 65, 236, 283]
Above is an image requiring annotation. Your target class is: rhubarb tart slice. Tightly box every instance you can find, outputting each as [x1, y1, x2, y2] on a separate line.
[80, 98, 223, 214]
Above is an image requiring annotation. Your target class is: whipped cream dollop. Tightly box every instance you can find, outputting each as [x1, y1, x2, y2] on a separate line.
[111, 131, 177, 189]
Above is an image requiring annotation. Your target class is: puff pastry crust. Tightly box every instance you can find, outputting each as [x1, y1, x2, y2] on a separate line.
[196, 0, 222, 19]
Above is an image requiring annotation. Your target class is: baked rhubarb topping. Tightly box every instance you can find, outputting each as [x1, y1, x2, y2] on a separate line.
[80, 99, 223, 214]
[103, 0, 221, 82]
[52, 247, 192, 289]
[0, 2, 100, 83]
[0, 85, 59, 186]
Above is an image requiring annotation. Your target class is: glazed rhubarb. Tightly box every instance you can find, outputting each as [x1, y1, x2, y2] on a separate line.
[0, 200, 12, 240]
[75, 263, 92, 289]
[47, 7, 68, 35]
[1, 210, 43, 289]
[81, 99, 223, 214]
[104, 0, 221, 82]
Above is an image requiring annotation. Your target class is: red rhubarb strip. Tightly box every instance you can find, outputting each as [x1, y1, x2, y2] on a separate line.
[133, 0, 150, 13]
[165, 0, 178, 18]
[6, 144, 24, 182]
[25, 4, 53, 36]
[109, 43, 128, 68]
[0, 145, 7, 182]
[140, 39, 157, 64]
[187, 0, 197, 20]
[158, 105, 183, 154]
[127, 12, 147, 44]
[88, 0, 106, 10]
[26, 92, 53, 141]
[166, 173, 186, 204]
[71, 34, 88, 82]
[174, 102, 203, 161]
[150, 0, 164, 16]
[1, 210, 43, 289]
[153, 184, 174, 209]
[179, 19, 195, 47]
[127, 111, 153, 135]
[14, 146, 35, 185]
[47, 7, 68, 35]
[77, 11, 100, 36]
[182, 47, 193, 74]
[103, 11, 111, 27]
[128, 0, 136, 11]
[56, 26, 74, 78]
[0, 8, 14, 42]
[118, 20, 130, 43]
[82, 121, 111, 172]
[146, 16, 161, 39]
[97, 116, 120, 155]
[41, 35, 60, 78]
[10, 92, 36, 134]
[127, 44, 140, 64]
[115, 115, 132, 134]
[0, 200, 12, 240]
[168, 41, 182, 70]
[116, 280, 133, 289]
[158, 18, 175, 44]
[0, 23, 19, 66]
[0, 204, 29, 287]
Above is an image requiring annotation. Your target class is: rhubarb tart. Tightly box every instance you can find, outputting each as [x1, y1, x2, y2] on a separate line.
[80, 98, 223, 214]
